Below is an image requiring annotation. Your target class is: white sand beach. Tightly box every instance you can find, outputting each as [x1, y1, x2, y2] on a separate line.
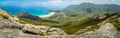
[39, 12, 56, 18]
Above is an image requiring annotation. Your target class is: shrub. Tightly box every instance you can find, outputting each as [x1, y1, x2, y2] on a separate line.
[0, 14, 9, 19]
[38, 32, 45, 36]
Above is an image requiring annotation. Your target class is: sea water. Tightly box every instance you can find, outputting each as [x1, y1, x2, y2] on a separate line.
[0, 6, 51, 16]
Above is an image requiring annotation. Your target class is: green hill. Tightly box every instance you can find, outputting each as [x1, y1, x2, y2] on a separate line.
[62, 3, 120, 17]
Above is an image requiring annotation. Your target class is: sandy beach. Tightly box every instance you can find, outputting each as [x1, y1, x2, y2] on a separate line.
[39, 12, 56, 18]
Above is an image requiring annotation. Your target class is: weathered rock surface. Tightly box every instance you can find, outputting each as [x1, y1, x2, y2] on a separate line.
[0, 15, 22, 29]
[0, 13, 66, 38]
[21, 24, 66, 35]
[118, 17, 120, 23]
[0, 28, 43, 38]
[0, 9, 19, 22]
[21, 24, 50, 35]
[44, 23, 120, 38]
[93, 14, 106, 19]
[47, 28, 66, 35]
[79, 23, 120, 38]
[0, 13, 43, 38]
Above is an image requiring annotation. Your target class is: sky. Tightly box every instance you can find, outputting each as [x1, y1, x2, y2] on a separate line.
[0, 0, 120, 9]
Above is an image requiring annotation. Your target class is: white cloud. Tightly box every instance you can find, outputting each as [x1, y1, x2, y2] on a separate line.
[0, 0, 120, 8]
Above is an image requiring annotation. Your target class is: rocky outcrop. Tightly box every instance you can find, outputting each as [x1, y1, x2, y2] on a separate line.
[0, 15, 22, 29]
[98, 14, 106, 19]
[47, 28, 66, 35]
[0, 28, 44, 38]
[0, 14, 43, 38]
[118, 17, 120, 23]
[0, 9, 66, 38]
[21, 24, 66, 35]
[21, 24, 50, 35]
[0, 15, 66, 38]
[20, 23, 120, 38]
[44, 23, 120, 38]
[79, 23, 120, 38]
[0, 9, 19, 22]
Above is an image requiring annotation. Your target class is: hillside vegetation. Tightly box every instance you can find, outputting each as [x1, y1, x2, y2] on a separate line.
[17, 12, 120, 34]
[16, 3, 120, 34]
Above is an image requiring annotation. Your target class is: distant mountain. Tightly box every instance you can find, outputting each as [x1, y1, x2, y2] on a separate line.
[62, 3, 120, 17]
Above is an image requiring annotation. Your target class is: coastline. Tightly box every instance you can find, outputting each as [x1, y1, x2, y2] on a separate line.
[39, 12, 56, 18]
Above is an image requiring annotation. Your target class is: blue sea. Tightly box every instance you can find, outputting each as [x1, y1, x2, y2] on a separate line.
[0, 6, 54, 16]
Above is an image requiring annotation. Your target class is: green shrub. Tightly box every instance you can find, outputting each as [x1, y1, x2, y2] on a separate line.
[110, 17, 120, 31]
[0, 14, 9, 19]
[38, 32, 45, 36]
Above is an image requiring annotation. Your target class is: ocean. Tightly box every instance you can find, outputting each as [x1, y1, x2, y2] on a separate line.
[0, 6, 52, 16]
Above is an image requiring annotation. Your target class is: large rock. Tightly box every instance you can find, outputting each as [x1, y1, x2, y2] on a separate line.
[0, 28, 43, 38]
[21, 24, 66, 35]
[0, 16, 22, 29]
[21, 24, 50, 35]
[80, 23, 120, 38]
[47, 28, 66, 35]
[98, 15, 106, 19]
[96, 23, 119, 38]
[118, 17, 120, 23]
[0, 9, 18, 22]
